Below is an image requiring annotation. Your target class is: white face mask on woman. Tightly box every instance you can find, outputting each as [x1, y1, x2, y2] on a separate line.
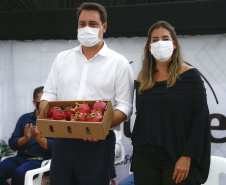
[150, 41, 174, 62]
[77, 25, 103, 47]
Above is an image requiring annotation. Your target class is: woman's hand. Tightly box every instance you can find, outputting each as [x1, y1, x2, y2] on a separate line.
[173, 156, 191, 183]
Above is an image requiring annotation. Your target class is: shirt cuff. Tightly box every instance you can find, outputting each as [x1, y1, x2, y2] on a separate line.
[115, 102, 133, 121]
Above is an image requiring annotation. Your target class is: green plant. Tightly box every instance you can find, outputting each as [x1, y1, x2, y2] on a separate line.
[0, 139, 14, 160]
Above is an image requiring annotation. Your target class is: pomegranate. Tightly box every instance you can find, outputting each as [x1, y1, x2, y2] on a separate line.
[49, 106, 67, 120]
[92, 100, 107, 114]
[71, 113, 86, 122]
[74, 102, 91, 116]
[86, 111, 103, 122]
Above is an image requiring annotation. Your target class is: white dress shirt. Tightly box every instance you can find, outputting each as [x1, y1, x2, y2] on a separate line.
[41, 42, 134, 130]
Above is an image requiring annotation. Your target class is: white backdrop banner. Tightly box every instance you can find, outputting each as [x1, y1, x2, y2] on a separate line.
[0, 35, 226, 184]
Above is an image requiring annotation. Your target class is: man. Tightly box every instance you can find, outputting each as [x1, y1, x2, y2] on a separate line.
[39, 2, 134, 185]
[0, 86, 54, 185]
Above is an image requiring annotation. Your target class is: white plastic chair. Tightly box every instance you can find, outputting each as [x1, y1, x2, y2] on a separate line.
[1, 153, 17, 161]
[24, 159, 51, 185]
[202, 156, 226, 185]
[115, 140, 125, 164]
[1, 153, 51, 185]
[114, 124, 125, 165]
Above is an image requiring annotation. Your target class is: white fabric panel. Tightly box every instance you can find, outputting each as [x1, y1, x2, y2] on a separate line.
[0, 35, 226, 184]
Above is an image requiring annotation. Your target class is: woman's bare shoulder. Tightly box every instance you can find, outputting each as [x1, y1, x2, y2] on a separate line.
[179, 64, 194, 75]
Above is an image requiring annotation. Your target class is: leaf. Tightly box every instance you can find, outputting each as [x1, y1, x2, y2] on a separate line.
[1, 145, 7, 152]
[0, 139, 14, 157]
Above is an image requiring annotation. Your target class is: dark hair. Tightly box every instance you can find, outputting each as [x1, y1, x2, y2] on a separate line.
[77, 2, 107, 24]
[33, 86, 44, 101]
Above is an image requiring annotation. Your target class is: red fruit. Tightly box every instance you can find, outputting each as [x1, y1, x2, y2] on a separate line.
[71, 113, 86, 122]
[65, 106, 75, 121]
[53, 110, 67, 120]
[49, 106, 61, 117]
[49, 106, 67, 120]
[74, 103, 91, 116]
[86, 111, 103, 122]
[92, 100, 107, 114]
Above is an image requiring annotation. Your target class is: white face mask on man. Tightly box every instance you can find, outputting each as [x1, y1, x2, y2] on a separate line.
[150, 41, 174, 62]
[77, 25, 103, 47]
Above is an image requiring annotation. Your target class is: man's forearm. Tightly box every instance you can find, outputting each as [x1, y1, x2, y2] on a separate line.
[18, 136, 29, 147]
[34, 136, 48, 149]
[110, 110, 127, 128]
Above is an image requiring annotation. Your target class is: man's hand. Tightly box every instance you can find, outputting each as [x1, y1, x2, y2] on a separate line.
[84, 137, 99, 142]
[24, 124, 32, 141]
[30, 124, 41, 139]
[173, 156, 191, 183]
[29, 123, 48, 149]
[83, 131, 110, 142]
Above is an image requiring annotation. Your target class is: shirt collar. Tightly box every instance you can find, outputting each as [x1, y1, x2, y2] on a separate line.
[31, 110, 37, 120]
[75, 41, 108, 57]
[98, 41, 108, 56]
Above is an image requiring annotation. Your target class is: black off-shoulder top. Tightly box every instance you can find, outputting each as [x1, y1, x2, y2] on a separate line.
[132, 68, 210, 185]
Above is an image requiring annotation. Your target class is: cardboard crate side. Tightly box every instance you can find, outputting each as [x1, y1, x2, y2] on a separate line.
[73, 122, 105, 139]
[37, 120, 105, 139]
[102, 102, 114, 137]
[39, 103, 50, 119]
[37, 120, 66, 137]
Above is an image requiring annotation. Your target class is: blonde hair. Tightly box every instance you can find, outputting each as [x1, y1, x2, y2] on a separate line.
[138, 21, 184, 93]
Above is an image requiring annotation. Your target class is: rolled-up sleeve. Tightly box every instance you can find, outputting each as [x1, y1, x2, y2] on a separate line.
[114, 59, 134, 120]
[41, 56, 60, 101]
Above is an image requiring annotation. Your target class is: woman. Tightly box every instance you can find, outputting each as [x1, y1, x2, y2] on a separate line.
[132, 21, 210, 185]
